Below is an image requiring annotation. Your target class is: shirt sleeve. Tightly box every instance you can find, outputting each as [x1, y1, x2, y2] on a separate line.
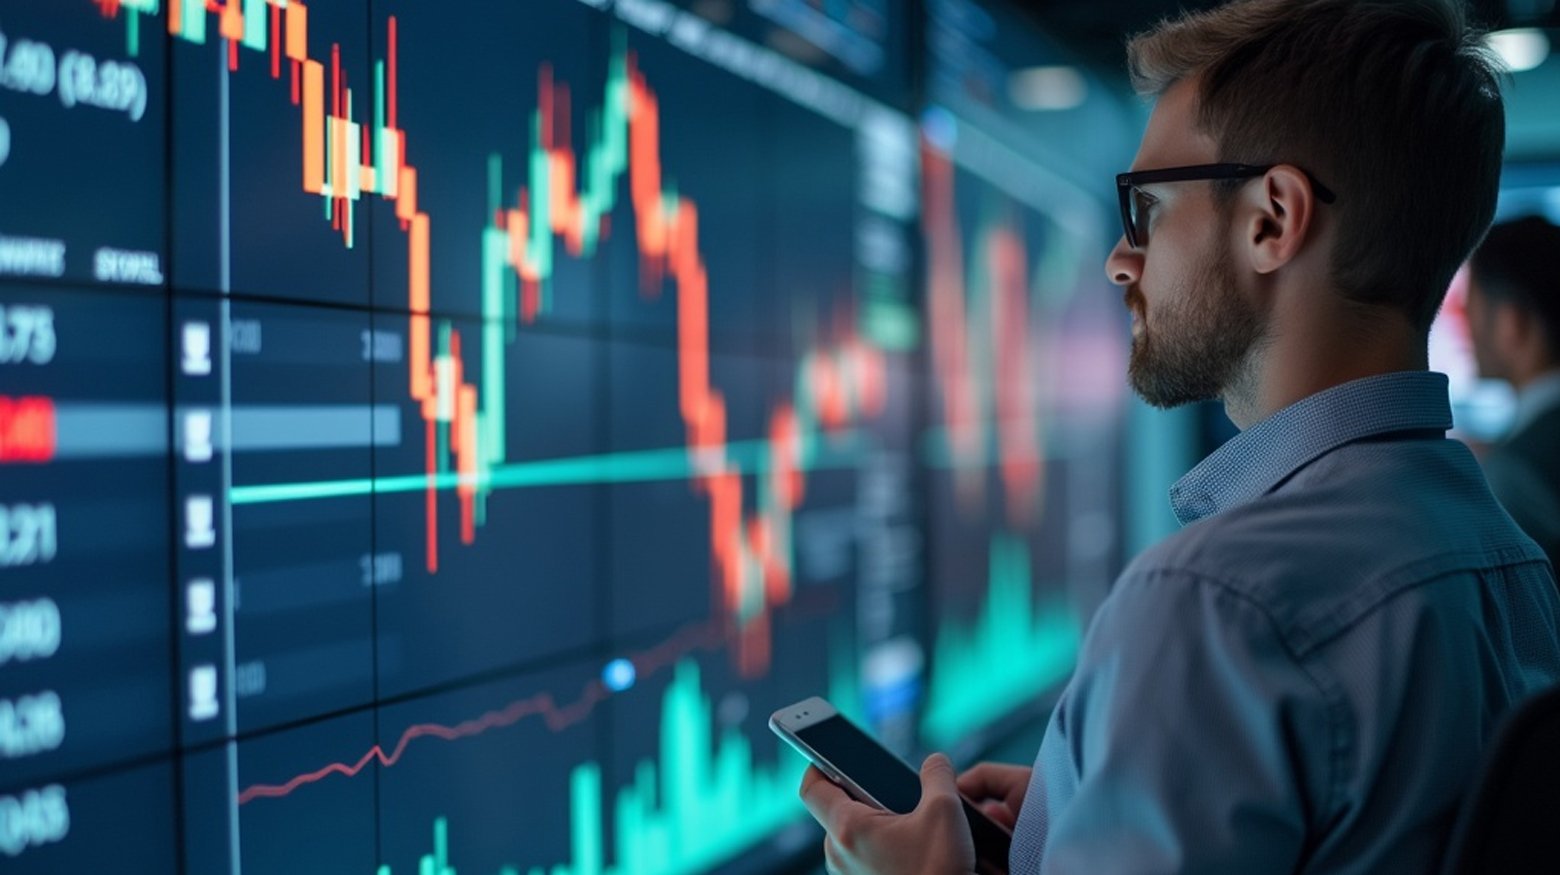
[1028, 569, 1336, 875]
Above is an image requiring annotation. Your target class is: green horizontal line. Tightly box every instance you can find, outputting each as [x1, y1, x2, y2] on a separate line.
[230, 432, 867, 506]
[920, 422, 1085, 470]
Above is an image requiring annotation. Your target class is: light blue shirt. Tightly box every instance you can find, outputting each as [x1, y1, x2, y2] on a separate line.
[1010, 371, 1560, 875]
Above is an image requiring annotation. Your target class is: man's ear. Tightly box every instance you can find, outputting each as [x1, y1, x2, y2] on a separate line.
[1243, 165, 1316, 276]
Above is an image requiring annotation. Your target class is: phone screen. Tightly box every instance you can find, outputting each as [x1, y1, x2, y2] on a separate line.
[793, 715, 1013, 869]
[795, 714, 924, 813]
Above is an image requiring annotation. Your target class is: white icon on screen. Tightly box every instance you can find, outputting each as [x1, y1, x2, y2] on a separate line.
[189, 665, 220, 721]
[184, 410, 214, 463]
[186, 579, 217, 635]
[182, 322, 212, 376]
[185, 496, 216, 549]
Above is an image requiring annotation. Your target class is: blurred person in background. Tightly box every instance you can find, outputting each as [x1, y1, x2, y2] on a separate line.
[1466, 215, 1560, 575]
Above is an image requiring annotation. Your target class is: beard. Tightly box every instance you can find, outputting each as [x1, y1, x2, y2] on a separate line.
[1126, 231, 1267, 409]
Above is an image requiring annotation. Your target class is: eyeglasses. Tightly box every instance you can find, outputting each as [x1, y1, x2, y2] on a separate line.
[1115, 163, 1338, 249]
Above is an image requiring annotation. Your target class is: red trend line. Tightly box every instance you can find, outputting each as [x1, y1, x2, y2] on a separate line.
[236, 684, 608, 804]
[235, 619, 725, 805]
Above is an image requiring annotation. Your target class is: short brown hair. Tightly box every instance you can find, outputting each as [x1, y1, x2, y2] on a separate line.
[1127, 0, 1505, 332]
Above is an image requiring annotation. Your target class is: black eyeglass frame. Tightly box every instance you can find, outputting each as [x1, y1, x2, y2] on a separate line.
[1115, 163, 1338, 249]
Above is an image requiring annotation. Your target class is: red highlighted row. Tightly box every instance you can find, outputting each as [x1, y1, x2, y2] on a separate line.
[0, 396, 56, 464]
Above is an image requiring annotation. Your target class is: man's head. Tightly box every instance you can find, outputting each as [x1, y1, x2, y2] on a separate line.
[1106, 0, 1506, 415]
[1466, 216, 1560, 387]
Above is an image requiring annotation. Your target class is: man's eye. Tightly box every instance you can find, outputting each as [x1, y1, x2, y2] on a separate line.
[1133, 189, 1158, 217]
[1132, 189, 1159, 235]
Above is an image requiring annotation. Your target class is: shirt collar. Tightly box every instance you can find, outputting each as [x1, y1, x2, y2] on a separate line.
[1509, 370, 1560, 438]
[1170, 371, 1453, 526]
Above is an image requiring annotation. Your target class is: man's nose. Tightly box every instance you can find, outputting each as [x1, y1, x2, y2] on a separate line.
[1105, 235, 1141, 288]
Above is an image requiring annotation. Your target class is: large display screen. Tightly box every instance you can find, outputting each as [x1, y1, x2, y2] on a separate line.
[919, 0, 1127, 749]
[0, 1, 1123, 872]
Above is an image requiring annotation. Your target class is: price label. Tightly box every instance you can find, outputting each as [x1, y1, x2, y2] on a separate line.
[0, 504, 57, 569]
[0, 598, 61, 666]
[0, 29, 147, 122]
[0, 691, 66, 759]
[58, 50, 148, 123]
[0, 785, 68, 858]
[0, 305, 56, 365]
[0, 30, 57, 98]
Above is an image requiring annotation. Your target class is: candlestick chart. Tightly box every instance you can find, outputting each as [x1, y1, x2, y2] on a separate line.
[0, 1, 1128, 873]
[918, 130, 1126, 746]
[1, 1, 931, 872]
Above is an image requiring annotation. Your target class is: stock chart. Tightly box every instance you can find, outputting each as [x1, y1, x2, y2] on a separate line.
[918, 124, 1125, 747]
[0, 1, 1123, 872]
[919, 0, 1127, 749]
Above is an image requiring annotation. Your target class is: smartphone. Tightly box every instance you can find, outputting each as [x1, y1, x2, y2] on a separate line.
[770, 697, 1011, 874]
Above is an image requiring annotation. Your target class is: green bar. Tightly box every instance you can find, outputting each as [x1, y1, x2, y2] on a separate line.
[436, 323, 452, 476]
[580, 111, 602, 255]
[181, 0, 207, 43]
[385, 648, 822, 872]
[488, 153, 503, 218]
[375, 60, 387, 179]
[864, 297, 920, 351]
[324, 91, 335, 217]
[127, 8, 140, 57]
[571, 764, 603, 875]
[922, 535, 1080, 745]
[242, 0, 267, 50]
[434, 816, 449, 874]
[582, 36, 629, 255]
[527, 111, 553, 312]
[343, 94, 356, 249]
[482, 232, 508, 474]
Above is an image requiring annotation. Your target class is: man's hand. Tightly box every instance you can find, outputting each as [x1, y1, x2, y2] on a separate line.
[955, 762, 1032, 832]
[799, 753, 977, 875]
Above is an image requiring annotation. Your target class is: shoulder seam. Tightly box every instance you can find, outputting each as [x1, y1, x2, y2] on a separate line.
[1119, 566, 1349, 827]
[1286, 550, 1550, 655]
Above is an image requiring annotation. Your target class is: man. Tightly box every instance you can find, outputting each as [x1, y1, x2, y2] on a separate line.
[1466, 215, 1560, 573]
[798, 1, 1560, 873]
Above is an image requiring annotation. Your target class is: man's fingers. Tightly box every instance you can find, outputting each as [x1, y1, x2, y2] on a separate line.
[956, 762, 1008, 796]
[800, 765, 860, 832]
[922, 753, 957, 787]
[980, 800, 1016, 831]
[823, 835, 847, 875]
[957, 762, 1031, 805]
[917, 753, 961, 814]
